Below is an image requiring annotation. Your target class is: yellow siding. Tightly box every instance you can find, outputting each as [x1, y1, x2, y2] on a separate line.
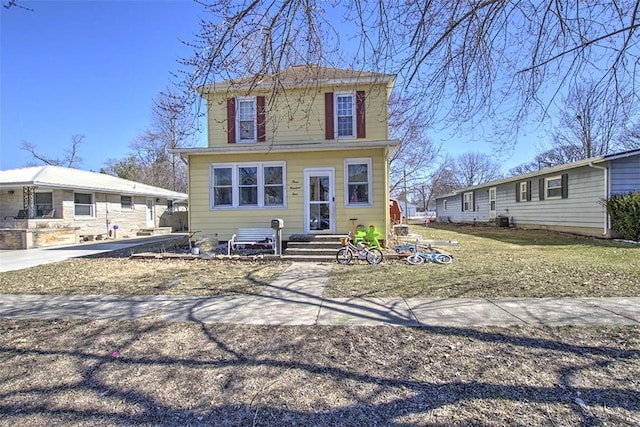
[188, 148, 391, 242]
[206, 83, 390, 147]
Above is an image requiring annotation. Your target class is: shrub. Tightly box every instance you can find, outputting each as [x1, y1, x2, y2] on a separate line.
[604, 192, 640, 241]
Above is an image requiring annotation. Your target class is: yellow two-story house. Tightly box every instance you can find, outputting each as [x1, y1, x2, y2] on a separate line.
[177, 65, 400, 246]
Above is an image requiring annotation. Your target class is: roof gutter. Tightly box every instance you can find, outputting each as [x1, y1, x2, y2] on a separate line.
[589, 162, 609, 236]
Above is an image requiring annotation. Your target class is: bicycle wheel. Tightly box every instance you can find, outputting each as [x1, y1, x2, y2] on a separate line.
[435, 254, 453, 264]
[406, 254, 424, 265]
[336, 248, 353, 264]
[365, 248, 383, 265]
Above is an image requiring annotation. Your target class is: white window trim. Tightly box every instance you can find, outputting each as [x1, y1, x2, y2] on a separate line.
[74, 192, 95, 218]
[334, 91, 356, 139]
[344, 157, 372, 207]
[519, 181, 528, 202]
[210, 162, 286, 209]
[236, 96, 257, 143]
[545, 175, 563, 200]
[463, 192, 473, 212]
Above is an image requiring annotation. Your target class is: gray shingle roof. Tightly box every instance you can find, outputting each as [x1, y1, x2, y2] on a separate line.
[0, 166, 187, 199]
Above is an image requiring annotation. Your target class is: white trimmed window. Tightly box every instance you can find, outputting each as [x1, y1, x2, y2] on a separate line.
[74, 192, 94, 217]
[546, 176, 563, 199]
[345, 158, 372, 206]
[210, 162, 286, 209]
[335, 91, 356, 138]
[463, 192, 474, 211]
[236, 96, 256, 142]
[520, 182, 528, 202]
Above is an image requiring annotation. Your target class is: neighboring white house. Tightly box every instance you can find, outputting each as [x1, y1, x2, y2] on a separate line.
[434, 149, 640, 237]
[0, 166, 187, 249]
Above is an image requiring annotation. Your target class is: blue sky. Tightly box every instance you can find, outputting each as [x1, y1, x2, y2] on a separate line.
[1, 0, 539, 173]
[1, 0, 206, 171]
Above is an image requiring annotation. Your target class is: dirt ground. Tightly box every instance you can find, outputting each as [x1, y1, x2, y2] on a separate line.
[1, 318, 638, 426]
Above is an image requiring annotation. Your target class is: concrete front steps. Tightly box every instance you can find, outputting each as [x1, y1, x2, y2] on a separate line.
[136, 227, 173, 237]
[283, 234, 345, 262]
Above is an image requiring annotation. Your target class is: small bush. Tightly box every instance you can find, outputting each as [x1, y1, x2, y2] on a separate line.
[604, 192, 640, 241]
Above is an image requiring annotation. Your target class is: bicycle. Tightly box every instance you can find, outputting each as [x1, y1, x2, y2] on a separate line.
[336, 233, 383, 265]
[406, 244, 453, 265]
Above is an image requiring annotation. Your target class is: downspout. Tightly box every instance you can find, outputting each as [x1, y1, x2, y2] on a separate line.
[589, 162, 609, 236]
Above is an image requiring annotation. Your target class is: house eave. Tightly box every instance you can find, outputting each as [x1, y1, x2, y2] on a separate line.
[173, 140, 401, 157]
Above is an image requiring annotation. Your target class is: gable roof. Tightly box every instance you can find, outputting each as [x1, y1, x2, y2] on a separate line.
[435, 149, 640, 199]
[199, 64, 396, 94]
[0, 166, 187, 199]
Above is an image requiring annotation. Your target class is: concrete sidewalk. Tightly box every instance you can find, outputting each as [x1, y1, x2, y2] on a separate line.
[1, 263, 639, 327]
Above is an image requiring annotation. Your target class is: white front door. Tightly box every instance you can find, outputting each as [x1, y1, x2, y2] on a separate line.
[304, 168, 335, 233]
[489, 187, 497, 219]
[146, 198, 155, 228]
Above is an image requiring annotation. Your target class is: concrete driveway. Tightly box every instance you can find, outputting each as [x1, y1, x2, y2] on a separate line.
[0, 234, 185, 273]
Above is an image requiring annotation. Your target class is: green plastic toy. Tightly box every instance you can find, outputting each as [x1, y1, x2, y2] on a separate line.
[365, 224, 382, 249]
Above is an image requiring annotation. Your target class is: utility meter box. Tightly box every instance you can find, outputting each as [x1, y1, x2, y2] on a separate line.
[271, 218, 284, 230]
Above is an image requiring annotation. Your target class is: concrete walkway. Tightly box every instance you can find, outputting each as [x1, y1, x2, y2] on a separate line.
[1, 263, 639, 327]
[0, 234, 185, 273]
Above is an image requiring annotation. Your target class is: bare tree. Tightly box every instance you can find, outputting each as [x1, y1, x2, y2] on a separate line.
[452, 152, 503, 188]
[411, 160, 459, 210]
[618, 120, 640, 151]
[103, 89, 196, 192]
[388, 93, 440, 194]
[20, 134, 85, 167]
[180, 1, 640, 146]
[550, 83, 628, 160]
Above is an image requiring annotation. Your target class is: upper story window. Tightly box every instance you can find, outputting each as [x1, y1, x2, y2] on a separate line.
[345, 158, 372, 206]
[325, 91, 366, 140]
[74, 192, 94, 217]
[335, 92, 355, 138]
[237, 97, 256, 142]
[226, 96, 266, 144]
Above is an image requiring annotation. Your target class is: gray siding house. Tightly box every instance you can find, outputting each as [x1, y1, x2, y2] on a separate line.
[435, 149, 639, 237]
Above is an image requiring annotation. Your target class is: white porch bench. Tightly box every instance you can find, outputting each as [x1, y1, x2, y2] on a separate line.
[227, 228, 276, 255]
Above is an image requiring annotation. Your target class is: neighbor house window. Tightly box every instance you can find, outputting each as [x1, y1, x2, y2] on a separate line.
[120, 195, 133, 210]
[236, 96, 256, 142]
[545, 175, 564, 199]
[516, 181, 532, 202]
[35, 192, 53, 216]
[210, 162, 285, 209]
[335, 91, 356, 138]
[345, 158, 372, 206]
[463, 192, 474, 212]
[443, 200, 447, 211]
[74, 192, 94, 217]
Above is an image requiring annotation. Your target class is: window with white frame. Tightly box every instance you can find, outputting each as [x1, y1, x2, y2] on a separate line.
[546, 176, 563, 199]
[345, 158, 371, 206]
[463, 192, 474, 211]
[210, 162, 285, 209]
[335, 91, 355, 138]
[520, 182, 528, 202]
[121, 195, 133, 210]
[236, 96, 256, 142]
[74, 192, 94, 217]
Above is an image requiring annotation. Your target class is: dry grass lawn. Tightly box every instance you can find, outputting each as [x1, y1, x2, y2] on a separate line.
[1, 225, 639, 425]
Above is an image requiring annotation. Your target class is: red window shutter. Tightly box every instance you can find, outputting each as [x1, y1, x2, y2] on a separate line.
[325, 92, 334, 140]
[226, 98, 236, 144]
[257, 96, 266, 142]
[356, 90, 366, 138]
